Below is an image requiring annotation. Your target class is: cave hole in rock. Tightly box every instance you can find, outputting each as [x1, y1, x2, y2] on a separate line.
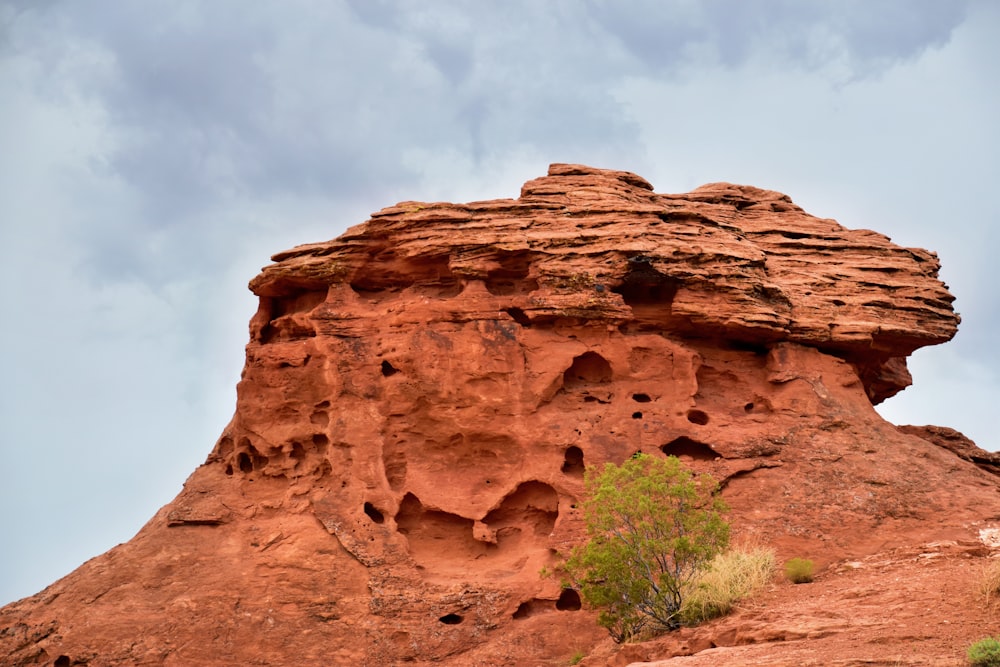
[289, 441, 306, 461]
[662, 437, 721, 462]
[726, 339, 770, 356]
[260, 289, 325, 327]
[513, 598, 552, 619]
[282, 289, 326, 316]
[484, 481, 559, 545]
[556, 588, 582, 611]
[439, 613, 463, 625]
[632, 411, 643, 419]
[235, 440, 268, 474]
[504, 307, 532, 327]
[54, 657, 70, 667]
[686, 409, 710, 425]
[256, 289, 325, 344]
[395, 493, 486, 564]
[485, 252, 538, 296]
[312, 433, 329, 449]
[632, 393, 652, 403]
[777, 230, 810, 240]
[744, 402, 755, 413]
[513, 601, 535, 619]
[394, 493, 423, 532]
[364, 502, 385, 524]
[380, 360, 399, 377]
[563, 352, 612, 388]
[561, 446, 585, 476]
[485, 279, 519, 296]
[615, 281, 678, 305]
[612, 258, 680, 306]
[261, 320, 317, 344]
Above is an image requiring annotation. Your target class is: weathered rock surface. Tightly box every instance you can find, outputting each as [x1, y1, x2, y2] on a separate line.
[899, 424, 1000, 475]
[2, 164, 996, 667]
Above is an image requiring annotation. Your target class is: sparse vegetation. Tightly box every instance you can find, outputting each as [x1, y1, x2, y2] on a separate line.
[568, 649, 586, 665]
[968, 636, 1000, 666]
[564, 454, 730, 642]
[784, 557, 815, 584]
[681, 545, 776, 623]
[977, 558, 1000, 605]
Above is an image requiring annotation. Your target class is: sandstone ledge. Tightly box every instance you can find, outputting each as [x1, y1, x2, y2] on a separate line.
[251, 163, 958, 403]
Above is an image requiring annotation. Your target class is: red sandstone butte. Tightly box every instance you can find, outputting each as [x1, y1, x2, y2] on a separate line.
[3, 164, 999, 667]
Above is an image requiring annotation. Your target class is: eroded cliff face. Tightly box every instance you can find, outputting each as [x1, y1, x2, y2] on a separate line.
[3, 165, 995, 667]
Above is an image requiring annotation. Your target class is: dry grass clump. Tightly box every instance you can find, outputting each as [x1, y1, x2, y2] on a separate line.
[681, 545, 775, 624]
[977, 558, 1000, 606]
[784, 557, 815, 584]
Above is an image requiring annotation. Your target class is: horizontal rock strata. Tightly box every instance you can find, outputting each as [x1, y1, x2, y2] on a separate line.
[254, 163, 958, 403]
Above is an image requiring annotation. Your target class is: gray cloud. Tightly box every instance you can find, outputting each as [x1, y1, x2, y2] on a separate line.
[585, 0, 970, 76]
[9, 0, 973, 277]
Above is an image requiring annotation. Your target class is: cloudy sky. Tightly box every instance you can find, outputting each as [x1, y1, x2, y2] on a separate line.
[1, 1, 997, 605]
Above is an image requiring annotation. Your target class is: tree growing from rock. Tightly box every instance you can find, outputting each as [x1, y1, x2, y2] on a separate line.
[565, 453, 729, 642]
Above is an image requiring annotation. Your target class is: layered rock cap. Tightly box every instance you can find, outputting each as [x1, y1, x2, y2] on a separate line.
[3, 164, 993, 667]
[253, 162, 958, 403]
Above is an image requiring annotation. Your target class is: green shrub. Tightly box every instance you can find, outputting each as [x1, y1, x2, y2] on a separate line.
[568, 650, 586, 665]
[968, 636, 1000, 666]
[784, 557, 814, 584]
[681, 545, 775, 623]
[564, 454, 730, 642]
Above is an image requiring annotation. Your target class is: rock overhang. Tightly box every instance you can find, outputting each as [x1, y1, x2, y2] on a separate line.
[250, 163, 958, 404]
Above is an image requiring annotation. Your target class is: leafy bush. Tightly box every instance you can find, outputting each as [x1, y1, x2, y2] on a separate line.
[565, 454, 730, 642]
[681, 545, 775, 623]
[784, 557, 814, 584]
[968, 636, 1000, 666]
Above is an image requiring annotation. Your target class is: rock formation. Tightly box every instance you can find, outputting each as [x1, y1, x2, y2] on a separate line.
[3, 164, 998, 666]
